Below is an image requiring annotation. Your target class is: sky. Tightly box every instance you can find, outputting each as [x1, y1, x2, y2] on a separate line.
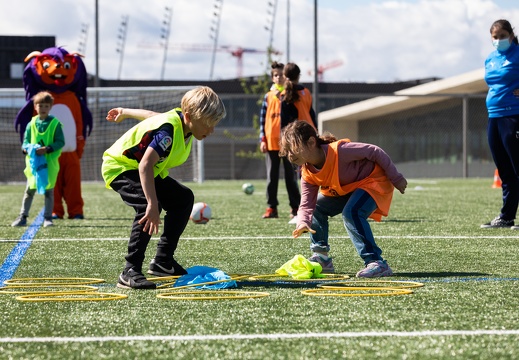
[1, 0, 519, 83]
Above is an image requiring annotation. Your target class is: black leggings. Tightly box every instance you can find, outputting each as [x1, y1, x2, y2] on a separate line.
[265, 150, 301, 209]
[487, 115, 519, 220]
[111, 171, 194, 271]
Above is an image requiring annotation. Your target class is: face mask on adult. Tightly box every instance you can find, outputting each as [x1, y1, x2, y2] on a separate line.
[493, 38, 512, 52]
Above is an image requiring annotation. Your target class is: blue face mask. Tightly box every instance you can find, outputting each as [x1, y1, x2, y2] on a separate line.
[493, 38, 512, 52]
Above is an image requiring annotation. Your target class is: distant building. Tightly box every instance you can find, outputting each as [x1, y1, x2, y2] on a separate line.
[0, 36, 55, 87]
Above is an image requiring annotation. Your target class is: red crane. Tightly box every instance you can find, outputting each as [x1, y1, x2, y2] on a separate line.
[308, 59, 344, 82]
[220, 45, 282, 78]
[150, 43, 282, 78]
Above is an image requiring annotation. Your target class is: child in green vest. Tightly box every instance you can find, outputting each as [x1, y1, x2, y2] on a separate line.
[12, 91, 65, 228]
[102, 86, 226, 289]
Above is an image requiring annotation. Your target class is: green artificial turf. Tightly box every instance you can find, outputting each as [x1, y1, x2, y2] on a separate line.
[1, 179, 518, 359]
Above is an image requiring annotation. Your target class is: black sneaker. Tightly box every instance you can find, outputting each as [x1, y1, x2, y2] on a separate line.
[117, 268, 156, 289]
[11, 215, 27, 227]
[147, 258, 187, 277]
[480, 216, 514, 228]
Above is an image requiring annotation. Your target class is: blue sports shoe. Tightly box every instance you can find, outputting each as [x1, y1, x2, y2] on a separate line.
[356, 260, 393, 278]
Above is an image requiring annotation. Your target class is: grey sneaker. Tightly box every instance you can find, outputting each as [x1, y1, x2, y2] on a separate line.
[480, 217, 514, 228]
[43, 219, 54, 227]
[117, 268, 156, 289]
[11, 215, 27, 227]
[308, 253, 335, 273]
[356, 260, 393, 278]
[147, 258, 187, 277]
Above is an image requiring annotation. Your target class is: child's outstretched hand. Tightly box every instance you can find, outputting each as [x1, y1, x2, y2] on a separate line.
[292, 225, 316, 238]
[106, 108, 125, 123]
[394, 177, 408, 194]
[139, 204, 161, 235]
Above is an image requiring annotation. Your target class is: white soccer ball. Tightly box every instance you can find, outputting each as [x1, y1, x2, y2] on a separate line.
[190, 202, 212, 224]
[242, 183, 254, 195]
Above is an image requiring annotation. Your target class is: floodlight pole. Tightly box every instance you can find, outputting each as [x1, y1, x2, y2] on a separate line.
[286, 0, 290, 63]
[161, 7, 173, 80]
[94, 0, 99, 87]
[312, 0, 319, 119]
[209, 0, 223, 80]
[116, 15, 129, 80]
[265, 0, 278, 69]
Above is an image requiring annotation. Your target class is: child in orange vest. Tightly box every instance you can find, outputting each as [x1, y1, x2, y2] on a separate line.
[280, 62, 316, 128]
[279, 121, 407, 277]
[259, 61, 302, 220]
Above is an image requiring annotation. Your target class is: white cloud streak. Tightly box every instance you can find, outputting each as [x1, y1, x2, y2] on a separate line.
[1, 0, 518, 82]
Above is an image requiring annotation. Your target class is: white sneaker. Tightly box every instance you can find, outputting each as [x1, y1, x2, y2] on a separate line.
[43, 219, 54, 227]
[288, 216, 298, 224]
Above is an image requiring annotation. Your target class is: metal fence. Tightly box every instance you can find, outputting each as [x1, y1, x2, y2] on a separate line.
[0, 87, 493, 183]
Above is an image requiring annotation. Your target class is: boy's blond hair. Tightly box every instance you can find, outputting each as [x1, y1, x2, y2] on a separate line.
[181, 86, 226, 125]
[33, 91, 54, 106]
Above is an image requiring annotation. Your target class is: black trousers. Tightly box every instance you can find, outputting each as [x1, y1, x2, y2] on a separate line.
[265, 150, 301, 210]
[111, 170, 194, 271]
[488, 115, 519, 220]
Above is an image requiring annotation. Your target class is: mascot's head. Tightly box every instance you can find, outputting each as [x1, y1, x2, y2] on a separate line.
[15, 46, 92, 141]
[23, 46, 88, 95]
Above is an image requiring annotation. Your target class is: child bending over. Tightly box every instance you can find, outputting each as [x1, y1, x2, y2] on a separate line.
[279, 121, 407, 277]
[102, 86, 226, 289]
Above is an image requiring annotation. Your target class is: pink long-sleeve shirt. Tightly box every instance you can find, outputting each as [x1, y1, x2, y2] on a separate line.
[298, 141, 405, 227]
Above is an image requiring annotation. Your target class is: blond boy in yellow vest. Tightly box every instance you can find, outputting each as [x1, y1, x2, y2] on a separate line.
[102, 87, 226, 289]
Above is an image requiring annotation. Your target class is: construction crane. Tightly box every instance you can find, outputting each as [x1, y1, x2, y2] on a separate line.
[308, 59, 344, 82]
[139, 42, 281, 79]
[173, 44, 282, 78]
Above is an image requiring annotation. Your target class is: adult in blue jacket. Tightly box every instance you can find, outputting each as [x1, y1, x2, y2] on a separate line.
[482, 19, 519, 229]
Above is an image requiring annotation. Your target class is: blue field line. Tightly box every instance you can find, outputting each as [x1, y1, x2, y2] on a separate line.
[0, 208, 43, 287]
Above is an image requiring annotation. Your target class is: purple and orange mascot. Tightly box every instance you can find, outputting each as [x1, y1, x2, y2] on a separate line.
[14, 47, 93, 219]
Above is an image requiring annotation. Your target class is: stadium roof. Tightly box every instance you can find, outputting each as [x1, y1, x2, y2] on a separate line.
[319, 68, 487, 129]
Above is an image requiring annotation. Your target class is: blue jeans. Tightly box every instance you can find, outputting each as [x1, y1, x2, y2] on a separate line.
[309, 189, 383, 265]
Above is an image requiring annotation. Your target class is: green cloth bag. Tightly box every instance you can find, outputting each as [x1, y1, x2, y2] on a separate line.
[275, 254, 325, 279]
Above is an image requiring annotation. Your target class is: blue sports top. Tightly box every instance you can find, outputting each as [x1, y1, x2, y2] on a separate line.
[484, 42, 519, 118]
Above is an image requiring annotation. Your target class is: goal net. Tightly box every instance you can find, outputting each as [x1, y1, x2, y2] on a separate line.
[0, 86, 204, 184]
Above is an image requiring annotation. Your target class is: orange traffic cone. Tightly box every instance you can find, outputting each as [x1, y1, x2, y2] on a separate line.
[492, 169, 502, 188]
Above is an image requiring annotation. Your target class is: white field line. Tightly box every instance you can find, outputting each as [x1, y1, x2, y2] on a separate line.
[1, 235, 519, 242]
[1, 329, 518, 344]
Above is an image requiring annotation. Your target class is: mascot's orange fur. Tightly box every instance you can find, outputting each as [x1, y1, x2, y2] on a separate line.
[14, 47, 93, 219]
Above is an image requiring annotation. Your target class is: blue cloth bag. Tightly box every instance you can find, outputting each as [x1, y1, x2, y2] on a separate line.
[173, 266, 237, 289]
[24, 144, 48, 194]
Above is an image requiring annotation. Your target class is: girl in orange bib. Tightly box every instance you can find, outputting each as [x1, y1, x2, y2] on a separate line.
[279, 121, 407, 277]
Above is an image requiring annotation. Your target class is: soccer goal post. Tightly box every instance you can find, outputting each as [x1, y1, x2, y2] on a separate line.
[0, 86, 205, 184]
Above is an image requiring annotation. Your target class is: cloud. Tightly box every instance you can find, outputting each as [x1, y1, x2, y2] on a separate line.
[1, 0, 518, 82]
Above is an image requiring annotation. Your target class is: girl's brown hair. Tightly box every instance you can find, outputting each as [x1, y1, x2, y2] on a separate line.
[279, 120, 337, 157]
[283, 62, 301, 104]
[271, 61, 284, 76]
[491, 19, 519, 44]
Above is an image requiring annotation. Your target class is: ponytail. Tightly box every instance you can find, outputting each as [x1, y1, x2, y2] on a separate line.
[283, 63, 301, 104]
